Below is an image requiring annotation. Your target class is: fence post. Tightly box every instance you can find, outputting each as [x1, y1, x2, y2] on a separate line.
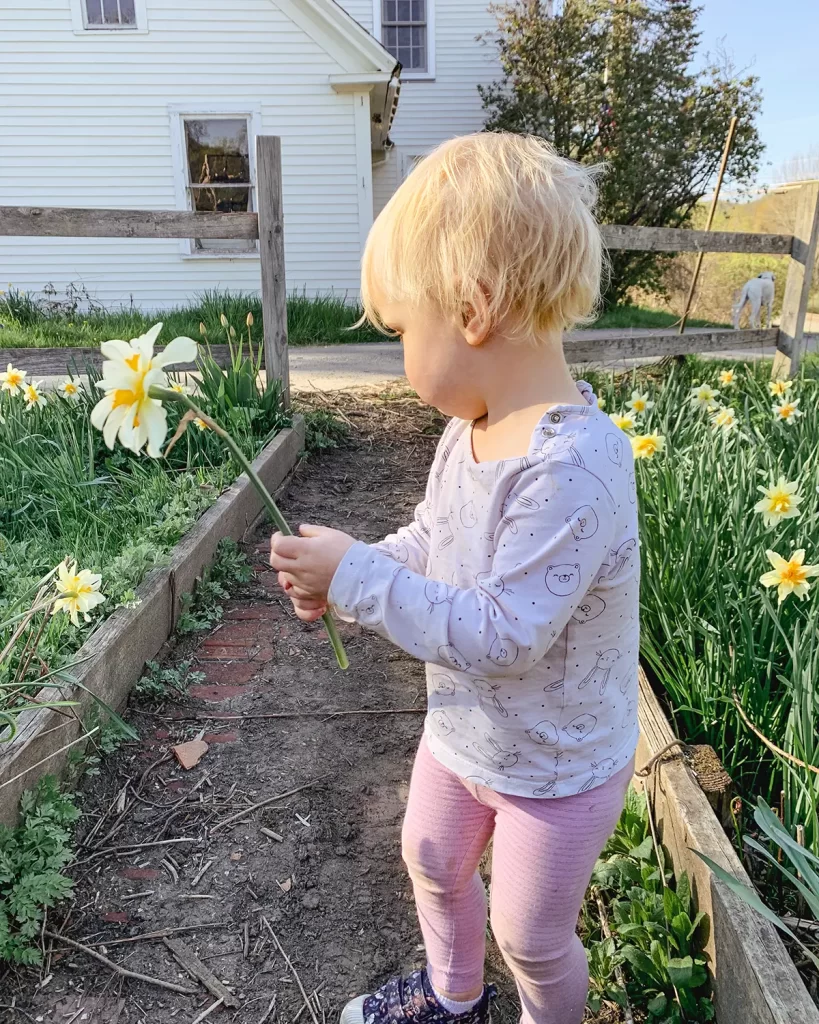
[256, 136, 290, 404]
[772, 181, 819, 379]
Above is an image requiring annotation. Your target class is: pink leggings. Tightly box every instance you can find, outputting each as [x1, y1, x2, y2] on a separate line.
[402, 740, 633, 1024]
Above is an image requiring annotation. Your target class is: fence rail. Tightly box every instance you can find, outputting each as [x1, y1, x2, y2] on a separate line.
[1, 145, 817, 377]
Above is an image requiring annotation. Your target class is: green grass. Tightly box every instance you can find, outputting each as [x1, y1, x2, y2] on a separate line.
[0, 287, 726, 349]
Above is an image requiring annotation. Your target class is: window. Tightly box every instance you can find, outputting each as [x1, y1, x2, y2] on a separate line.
[183, 117, 255, 252]
[84, 0, 136, 28]
[381, 0, 427, 72]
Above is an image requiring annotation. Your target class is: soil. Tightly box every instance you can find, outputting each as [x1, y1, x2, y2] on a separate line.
[3, 388, 625, 1024]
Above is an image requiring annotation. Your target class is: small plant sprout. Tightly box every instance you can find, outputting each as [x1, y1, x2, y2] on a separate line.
[689, 383, 720, 410]
[90, 324, 349, 670]
[22, 381, 47, 411]
[769, 377, 794, 397]
[760, 549, 819, 604]
[52, 560, 105, 626]
[753, 475, 802, 528]
[631, 432, 665, 459]
[773, 398, 802, 425]
[609, 411, 636, 432]
[626, 389, 653, 414]
[0, 363, 26, 394]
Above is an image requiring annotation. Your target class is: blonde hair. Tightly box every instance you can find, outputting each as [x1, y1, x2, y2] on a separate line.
[361, 132, 604, 342]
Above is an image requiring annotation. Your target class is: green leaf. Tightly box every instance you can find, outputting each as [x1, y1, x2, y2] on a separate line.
[629, 836, 655, 861]
[647, 993, 668, 1014]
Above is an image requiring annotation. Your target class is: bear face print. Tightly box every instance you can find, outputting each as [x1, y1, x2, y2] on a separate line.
[430, 710, 454, 737]
[355, 596, 382, 626]
[475, 570, 513, 598]
[563, 713, 597, 743]
[424, 580, 453, 613]
[473, 678, 508, 718]
[545, 564, 581, 597]
[438, 644, 471, 672]
[605, 433, 623, 467]
[473, 734, 519, 770]
[539, 430, 584, 467]
[459, 501, 478, 529]
[578, 648, 621, 696]
[488, 635, 519, 667]
[572, 594, 606, 624]
[525, 720, 559, 746]
[432, 673, 456, 696]
[566, 504, 599, 541]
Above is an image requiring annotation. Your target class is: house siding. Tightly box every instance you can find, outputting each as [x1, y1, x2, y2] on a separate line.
[0, 0, 366, 309]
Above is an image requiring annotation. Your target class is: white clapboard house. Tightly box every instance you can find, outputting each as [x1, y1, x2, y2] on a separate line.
[0, 0, 500, 308]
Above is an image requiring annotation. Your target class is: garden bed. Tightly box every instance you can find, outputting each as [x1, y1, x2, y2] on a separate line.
[0, 418, 304, 825]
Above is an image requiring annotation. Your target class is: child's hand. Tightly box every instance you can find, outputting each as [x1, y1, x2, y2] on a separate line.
[270, 525, 356, 621]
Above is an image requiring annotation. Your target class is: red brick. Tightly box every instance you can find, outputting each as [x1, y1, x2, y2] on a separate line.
[206, 621, 275, 644]
[223, 605, 281, 621]
[103, 912, 130, 924]
[252, 646, 276, 663]
[201, 730, 239, 744]
[119, 867, 160, 881]
[196, 645, 250, 661]
[189, 684, 248, 702]
[201, 661, 257, 685]
[154, 728, 170, 741]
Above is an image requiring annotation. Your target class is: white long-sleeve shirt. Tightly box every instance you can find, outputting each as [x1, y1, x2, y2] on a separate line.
[328, 382, 640, 798]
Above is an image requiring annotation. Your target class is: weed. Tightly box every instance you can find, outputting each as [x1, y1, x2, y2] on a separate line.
[302, 409, 351, 454]
[177, 538, 252, 635]
[136, 659, 205, 700]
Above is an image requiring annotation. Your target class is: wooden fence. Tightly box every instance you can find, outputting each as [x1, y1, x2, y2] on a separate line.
[2, 137, 818, 382]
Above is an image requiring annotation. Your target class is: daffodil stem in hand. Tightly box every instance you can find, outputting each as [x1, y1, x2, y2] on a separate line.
[152, 387, 349, 670]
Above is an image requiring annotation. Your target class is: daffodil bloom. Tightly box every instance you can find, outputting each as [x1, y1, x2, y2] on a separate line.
[754, 476, 802, 528]
[773, 399, 802, 425]
[609, 411, 636, 431]
[769, 378, 793, 397]
[169, 381, 192, 395]
[0, 363, 26, 394]
[711, 406, 737, 431]
[626, 390, 653, 415]
[91, 323, 198, 457]
[760, 549, 819, 604]
[23, 381, 47, 411]
[52, 559, 105, 626]
[193, 417, 209, 431]
[59, 376, 82, 400]
[597, 396, 606, 410]
[690, 384, 720, 410]
[631, 432, 665, 459]
[718, 369, 736, 387]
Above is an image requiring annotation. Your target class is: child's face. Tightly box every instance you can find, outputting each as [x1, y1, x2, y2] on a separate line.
[377, 296, 488, 420]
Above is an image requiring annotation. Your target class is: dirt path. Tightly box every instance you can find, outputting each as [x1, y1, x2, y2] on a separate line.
[5, 391, 527, 1024]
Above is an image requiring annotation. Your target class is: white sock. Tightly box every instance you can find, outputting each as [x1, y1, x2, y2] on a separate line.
[431, 983, 481, 1014]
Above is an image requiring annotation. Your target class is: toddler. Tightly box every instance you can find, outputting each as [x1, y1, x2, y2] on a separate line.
[270, 133, 639, 1024]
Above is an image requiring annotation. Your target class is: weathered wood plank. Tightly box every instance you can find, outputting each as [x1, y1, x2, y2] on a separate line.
[564, 327, 777, 362]
[601, 224, 792, 255]
[635, 669, 819, 1024]
[0, 206, 259, 239]
[256, 136, 290, 401]
[773, 182, 819, 376]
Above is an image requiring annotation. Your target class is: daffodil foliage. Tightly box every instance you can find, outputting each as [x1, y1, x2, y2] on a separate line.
[588, 358, 819, 859]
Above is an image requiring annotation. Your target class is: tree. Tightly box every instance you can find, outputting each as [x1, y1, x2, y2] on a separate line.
[479, 0, 764, 305]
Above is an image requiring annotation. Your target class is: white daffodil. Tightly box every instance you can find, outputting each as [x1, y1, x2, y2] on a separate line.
[59, 376, 82, 400]
[690, 384, 720, 411]
[169, 381, 192, 395]
[52, 559, 105, 626]
[0, 363, 26, 394]
[91, 323, 198, 457]
[23, 381, 47, 411]
[626, 390, 653, 415]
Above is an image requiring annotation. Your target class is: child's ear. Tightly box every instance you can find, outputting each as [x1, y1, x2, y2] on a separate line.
[462, 285, 492, 347]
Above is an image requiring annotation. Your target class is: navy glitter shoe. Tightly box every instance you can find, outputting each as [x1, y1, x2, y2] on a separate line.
[340, 967, 495, 1024]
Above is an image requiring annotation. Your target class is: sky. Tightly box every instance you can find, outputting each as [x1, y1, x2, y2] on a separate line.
[695, 0, 819, 187]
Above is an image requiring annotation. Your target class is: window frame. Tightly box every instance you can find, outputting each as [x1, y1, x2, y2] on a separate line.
[169, 105, 262, 260]
[70, 0, 149, 34]
[373, 0, 435, 80]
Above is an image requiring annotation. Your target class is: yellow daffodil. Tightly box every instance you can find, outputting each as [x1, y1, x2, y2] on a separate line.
[59, 376, 82, 400]
[609, 411, 636, 431]
[718, 369, 736, 387]
[760, 549, 819, 604]
[754, 475, 802, 528]
[91, 323, 198, 457]
[631, 432, 665, 459]
[0, 363, 26, 394]
[193, 417, 209, 431]
[597, 396, 606, 410]
[769, 378, 793, 397]
[690, 384, 720, 410]
[52, 559, 105, 626]
[773, 399, 802, 425]
[711, 406, 737, 431]
[626, 390, 653, 415]
[23, 381, 47, 410]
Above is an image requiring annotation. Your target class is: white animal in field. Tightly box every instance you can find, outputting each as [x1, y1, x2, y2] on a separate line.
[733, 271, 775, 329]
